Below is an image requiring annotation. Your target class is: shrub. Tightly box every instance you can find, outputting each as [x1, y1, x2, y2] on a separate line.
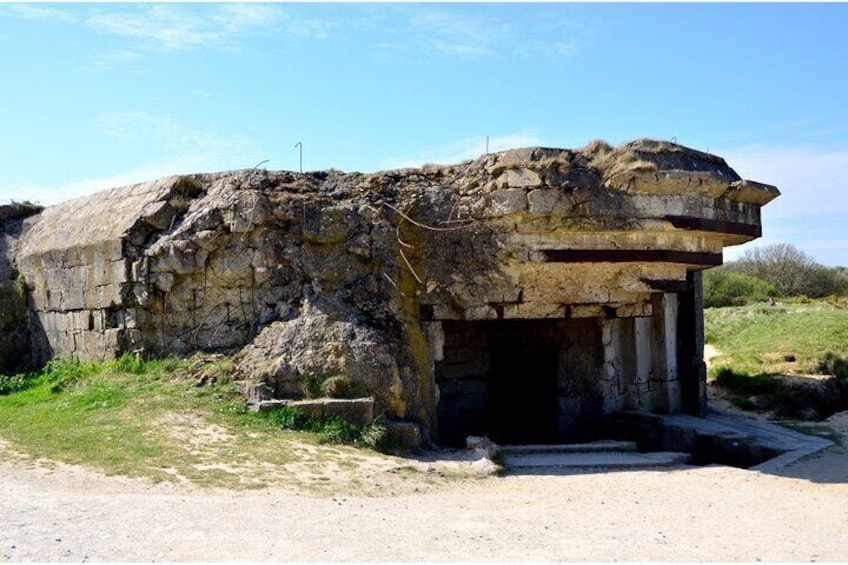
[1, 358, 104, 397]
[360, 417, 391, 451]
[301, 376, 323, 399]
[713, 367, 781, 396]
[817, 352, 848, 379]
[0, 373, 33, 395]
[317, 417, 362, 444]
[704, 269, 776, 307]
[14, 272, 26, 297]
[713, 364, 848, 420]
[261, 406, 316, 431]
[733, 243, 848, 298]
[112, 353, 147, 375]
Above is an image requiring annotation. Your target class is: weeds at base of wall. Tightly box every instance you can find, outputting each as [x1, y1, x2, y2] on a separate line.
[0, 373, 30, 395]
[251, 407, 389, 449]
[0, 357, 102, 396]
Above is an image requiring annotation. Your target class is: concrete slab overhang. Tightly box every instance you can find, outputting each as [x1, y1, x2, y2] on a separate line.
[414, 140, 778, 321]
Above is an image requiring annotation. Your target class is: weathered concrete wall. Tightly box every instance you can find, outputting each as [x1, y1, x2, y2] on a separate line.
[16, 176, 209, 362]
[0, 203, 42, 372]
[6, 139, 778, 442]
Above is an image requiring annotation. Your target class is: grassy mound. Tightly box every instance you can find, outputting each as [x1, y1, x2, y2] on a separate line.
[0, 355, 391, 489]
[705, 299, 848, 376]
[706, 299, 848, 420]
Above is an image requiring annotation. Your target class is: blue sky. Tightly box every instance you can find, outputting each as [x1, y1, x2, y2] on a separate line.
[1, 3, 846, 266]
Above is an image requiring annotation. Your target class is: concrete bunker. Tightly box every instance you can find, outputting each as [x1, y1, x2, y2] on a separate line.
[1, 139, 779, 447]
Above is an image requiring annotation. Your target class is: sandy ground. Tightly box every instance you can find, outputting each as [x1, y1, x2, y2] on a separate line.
[2, 413, 848, 563]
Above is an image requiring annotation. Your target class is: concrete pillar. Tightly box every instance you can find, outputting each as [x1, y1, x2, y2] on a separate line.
[634, 316, 652, 382]
[632, 316, 652, 409]
[424, 321, 444, 439]
[678, 270, 707, 415]
[425, 321, 445, 362]
[602, 317, 645, 412]
[650, 293, 681, 413]
[601, 319, 623, 414]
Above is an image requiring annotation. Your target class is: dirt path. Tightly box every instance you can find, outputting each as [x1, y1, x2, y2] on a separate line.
[3, 430, 848, 562]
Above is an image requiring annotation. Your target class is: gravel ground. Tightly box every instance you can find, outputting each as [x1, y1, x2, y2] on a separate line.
[2, 420, 848, 563]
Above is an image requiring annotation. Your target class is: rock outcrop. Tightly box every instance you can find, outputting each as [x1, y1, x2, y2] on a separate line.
[2, 139, 779, 443]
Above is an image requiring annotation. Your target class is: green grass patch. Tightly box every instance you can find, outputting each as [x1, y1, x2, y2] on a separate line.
[705, 299, 848, 375]
[0, 354, 392, 488]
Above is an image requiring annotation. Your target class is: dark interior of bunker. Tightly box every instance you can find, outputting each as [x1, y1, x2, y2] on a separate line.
[436, 319, 606, 446]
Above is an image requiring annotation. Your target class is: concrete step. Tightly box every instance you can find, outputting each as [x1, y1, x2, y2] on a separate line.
[500, 440, 639, 455]
[504, 450, 692, 471]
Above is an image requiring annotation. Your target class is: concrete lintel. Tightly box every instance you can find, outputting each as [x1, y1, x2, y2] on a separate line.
[664, 215, 761, 238]
[540, 249, 723, 267]
[641, 278, 688, 293]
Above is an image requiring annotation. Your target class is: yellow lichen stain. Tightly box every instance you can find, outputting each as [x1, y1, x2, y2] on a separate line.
[393, 210, 437, 427]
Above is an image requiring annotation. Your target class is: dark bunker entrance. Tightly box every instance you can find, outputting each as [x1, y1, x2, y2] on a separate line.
[435, 319, 604, 447]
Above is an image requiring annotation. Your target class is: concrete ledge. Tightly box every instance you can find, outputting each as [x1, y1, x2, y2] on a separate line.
[706, 410, 834, 473]
[506, 450, 691, 471]
[250, 397, 375, 427]
[610, 410, 834, 471]
[501, 441, 638, 455]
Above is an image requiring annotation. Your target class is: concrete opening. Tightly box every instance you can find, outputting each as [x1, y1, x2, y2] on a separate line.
[435, 319, 604, 447]
[488, 323, 560, 445]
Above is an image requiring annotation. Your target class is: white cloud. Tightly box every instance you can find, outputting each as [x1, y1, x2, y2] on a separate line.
[212, 4, 281, 31]
[3, 165, 181, 207]
[0, 148, 260, 208]
[87, 6, 222, 51]
[379, 132, 546, 170]
[81, 4, 335, 52]
[528, 18, 588, 59]
[7, 4, 293, 66]
[6, 5, 79, 23]
[406, 12, 500, 57]
[377, 7, 588, 62]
